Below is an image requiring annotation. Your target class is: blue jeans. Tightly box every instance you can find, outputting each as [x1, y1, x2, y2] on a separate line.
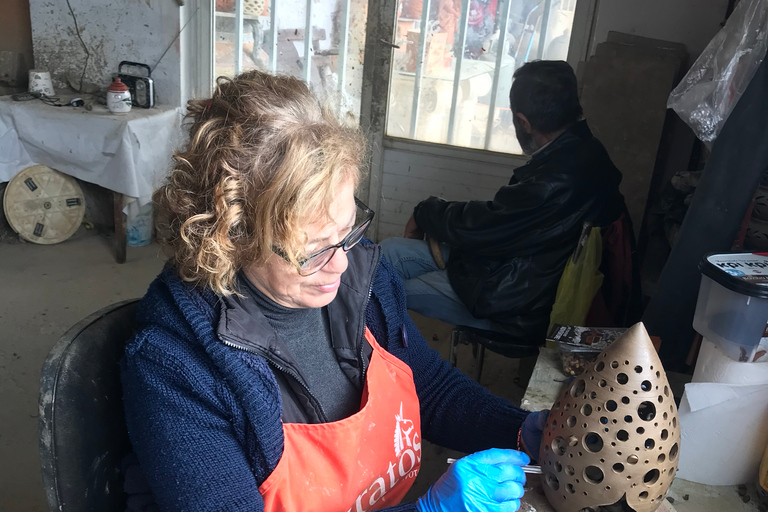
[379, 238, 493, 330]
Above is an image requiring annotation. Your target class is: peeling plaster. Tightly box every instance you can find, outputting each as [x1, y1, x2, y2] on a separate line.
[30, 0, 182, 105]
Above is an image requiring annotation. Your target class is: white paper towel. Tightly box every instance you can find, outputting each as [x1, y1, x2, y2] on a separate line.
[677, 382, 768, 485]
[678, 338, 768, 485]
[692, 338, 768, 385]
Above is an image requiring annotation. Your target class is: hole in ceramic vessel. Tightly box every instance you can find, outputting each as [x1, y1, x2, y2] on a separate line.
[638, 402, 656, 421]
[624, 415, 633, 423]
[658, 395, 664, 403]
[569, 435, 579, 447]
[555, 461, 563, 473]
[611, 361, 619, 369]
[664, 385, 669, 397]
[606, 400, 618, 412]
[567, 416, 577, 428]
[566, 483, 576, 494]
[600, 416, 608, 424]
[636, 427, 645, 434]
[612, 463, 625, 473]
[645, 438, 655, 450]
[545, 473, 560, 491]
[585, 432, 604, 452]
[663, 412, 668, 421]
[582, 404, 593, 416]
[658, 454, 666, 463]
[670, 443, 679, 461]
[641, 380, 652, 391]
[596, 362, 605, 372]
[639, 491, 649, 500]
[552, 436, 567, 455]
[625, 360, 630, 365]
[661, 429, 668, 441]
[566, 465, 575, 476]
[590, 391, 598, 400]
[571, 379, 586, 397]
[584, 466, 604, 484]
[617, 373, 629, 385]
[672, 417, 677, 428]
[627, 454, 639, 465]
[657, 371, 661, 378]
[622, 397, 630, 405]
[617, 430, 629, 442]
[644, 469, 660, 485]
[599, 379, 607, 387]
[553, 401, 561, 411]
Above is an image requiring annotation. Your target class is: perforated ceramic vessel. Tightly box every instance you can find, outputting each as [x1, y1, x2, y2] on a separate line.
[539, 323, 680, 512]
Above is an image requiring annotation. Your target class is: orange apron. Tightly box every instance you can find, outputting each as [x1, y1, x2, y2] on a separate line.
[258, 328, 422, 512]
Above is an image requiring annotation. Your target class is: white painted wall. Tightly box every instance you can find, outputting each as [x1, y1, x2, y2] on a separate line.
[589, 0, 729, 60]
[29, 0, 183, 106]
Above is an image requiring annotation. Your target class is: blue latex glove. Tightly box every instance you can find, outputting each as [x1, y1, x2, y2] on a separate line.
[416, 448, 529, 512]
[520, 410, 549, 463]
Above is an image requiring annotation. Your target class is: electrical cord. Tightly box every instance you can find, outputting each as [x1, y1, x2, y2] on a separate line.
[65, 0, 90, 93]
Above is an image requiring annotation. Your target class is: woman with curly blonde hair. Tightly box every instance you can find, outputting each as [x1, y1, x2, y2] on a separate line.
[121, 70, 547, 512]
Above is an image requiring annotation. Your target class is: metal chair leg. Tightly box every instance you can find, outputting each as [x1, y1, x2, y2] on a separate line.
[474, 343, 486, 382]
[449, 329, 459, 368]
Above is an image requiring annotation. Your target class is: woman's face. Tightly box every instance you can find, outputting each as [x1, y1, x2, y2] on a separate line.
[243, 179, 357, 309]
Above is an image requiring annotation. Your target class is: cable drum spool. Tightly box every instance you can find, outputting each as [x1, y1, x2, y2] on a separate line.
[3, 165, 85, 244]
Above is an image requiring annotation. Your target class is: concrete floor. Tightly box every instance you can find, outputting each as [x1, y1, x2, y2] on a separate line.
[0, 228, 529, 511]
[0, 229, 166, 511]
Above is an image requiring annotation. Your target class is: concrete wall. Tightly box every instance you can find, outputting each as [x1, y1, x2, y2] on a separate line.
[29, 0, 183, 106]
[590, 0, 730, 61]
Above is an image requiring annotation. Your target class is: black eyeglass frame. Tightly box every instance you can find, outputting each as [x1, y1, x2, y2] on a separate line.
[273, 197, 375, 276]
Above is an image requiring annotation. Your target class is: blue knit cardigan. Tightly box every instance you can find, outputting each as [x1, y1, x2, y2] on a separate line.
[121, 252, 530, 512]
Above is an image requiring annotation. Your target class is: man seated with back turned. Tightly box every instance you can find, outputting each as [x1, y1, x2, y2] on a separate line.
[380, 60, 627, 343]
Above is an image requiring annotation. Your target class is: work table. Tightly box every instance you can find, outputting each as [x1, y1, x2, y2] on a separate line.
[520, 347, 761, 512]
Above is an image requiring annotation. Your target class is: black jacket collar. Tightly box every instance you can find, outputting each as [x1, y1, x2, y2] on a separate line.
[216, 243, 381, 422]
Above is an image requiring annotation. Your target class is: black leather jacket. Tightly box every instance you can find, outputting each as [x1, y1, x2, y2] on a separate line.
[413, 120, 625, 342]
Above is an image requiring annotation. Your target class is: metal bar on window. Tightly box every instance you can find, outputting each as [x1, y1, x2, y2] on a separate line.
[269, 0, 278, 73]
[484, 0, 512, 150]
[234, 0, 244, 74]
[337, 0, 351, 112]
[409, 0, 432, 139]
[446, 0, 470, 145]
[303, 0, 313, 84]
[537, 0, 553, 59]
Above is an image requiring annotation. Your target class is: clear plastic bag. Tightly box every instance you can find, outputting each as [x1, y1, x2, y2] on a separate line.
[667, 0, 768, 143]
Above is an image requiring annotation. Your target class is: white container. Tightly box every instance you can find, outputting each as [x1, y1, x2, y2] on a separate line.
[693, 253, 768, 361]
[127, 202, 153, 247]
[28, 70, 55, 96]
[107, 78, 132, 114]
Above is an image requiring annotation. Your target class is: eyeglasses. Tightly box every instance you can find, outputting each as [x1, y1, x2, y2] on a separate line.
[274, 198, 375, 276]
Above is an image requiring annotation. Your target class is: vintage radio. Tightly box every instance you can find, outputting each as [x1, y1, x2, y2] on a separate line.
[114, 61, 155, 108]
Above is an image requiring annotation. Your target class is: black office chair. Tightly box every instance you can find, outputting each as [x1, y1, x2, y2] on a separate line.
[448, 325, 542, 382]
[39, 300, 139, 512]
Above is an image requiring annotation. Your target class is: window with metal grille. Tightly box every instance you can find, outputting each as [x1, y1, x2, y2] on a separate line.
[386, 0, 579, 154]
[213, 0, 368, 120]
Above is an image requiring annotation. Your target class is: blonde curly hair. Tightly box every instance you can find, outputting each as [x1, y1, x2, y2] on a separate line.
[154, 71, 368, 295]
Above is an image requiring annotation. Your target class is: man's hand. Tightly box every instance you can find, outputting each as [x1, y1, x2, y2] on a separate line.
[404, 215, 425, 240]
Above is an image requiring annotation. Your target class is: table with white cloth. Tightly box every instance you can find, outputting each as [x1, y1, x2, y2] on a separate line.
[0, 96, 182, 261]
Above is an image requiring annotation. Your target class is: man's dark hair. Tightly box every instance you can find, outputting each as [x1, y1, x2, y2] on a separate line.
[509, 60, 583, 134]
